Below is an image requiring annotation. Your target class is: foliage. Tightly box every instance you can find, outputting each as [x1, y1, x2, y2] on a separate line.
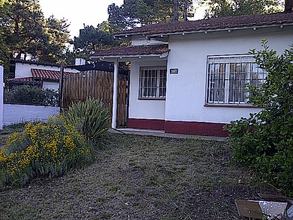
[0, 0, 7, 7]
[39, 15, 71, 63]
[201, 0, 282, 18]
[0, 0, 71, 73]
[0, 122, 94, 188]
[4, 85, 59, 106]
[108, 0, 194, 31]
[227, 42, 293, 194]
[73, 23, 116, 58]
[63, 99, 110, 143]
[0, 123, 26, 136]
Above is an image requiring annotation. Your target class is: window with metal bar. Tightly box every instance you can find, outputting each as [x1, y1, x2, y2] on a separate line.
[207, 55, 267, 105]
[139, 67, 167, 99]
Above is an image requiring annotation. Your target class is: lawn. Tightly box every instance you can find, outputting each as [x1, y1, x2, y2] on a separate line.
[0, 133, 276, 220]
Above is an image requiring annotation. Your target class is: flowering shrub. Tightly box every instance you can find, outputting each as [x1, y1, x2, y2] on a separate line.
[0, 121, 94, 188]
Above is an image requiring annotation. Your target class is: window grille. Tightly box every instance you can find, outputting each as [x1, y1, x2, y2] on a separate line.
[139, 67, 167, 99]
[207, 55, 267, 105]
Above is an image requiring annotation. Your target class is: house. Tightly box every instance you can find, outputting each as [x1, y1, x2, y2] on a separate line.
[8, 60, 80, 91]
[93, 12, 293, 137]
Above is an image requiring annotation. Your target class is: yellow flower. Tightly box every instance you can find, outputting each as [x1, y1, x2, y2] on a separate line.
[0, 149, 7, 163]
[45, 140, 58, 159]
[64, 135, 76, 151]
[6, 132, 19, 146]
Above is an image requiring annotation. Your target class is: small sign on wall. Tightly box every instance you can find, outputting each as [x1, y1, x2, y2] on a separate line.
[170, 68, 178, 75]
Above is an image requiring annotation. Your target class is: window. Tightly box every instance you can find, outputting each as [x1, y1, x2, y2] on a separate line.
[139, 67, 167, 99]
[206, 55, 267, 105]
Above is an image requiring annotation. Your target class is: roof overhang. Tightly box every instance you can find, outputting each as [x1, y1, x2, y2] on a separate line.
[90, 45, 170, 61]
[115, 23, 293, 38]
[91, 53, 169, 60]
[114, 13, 293, 38]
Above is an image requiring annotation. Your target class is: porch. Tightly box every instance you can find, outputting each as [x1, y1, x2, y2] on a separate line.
[91, 44, 169, 130]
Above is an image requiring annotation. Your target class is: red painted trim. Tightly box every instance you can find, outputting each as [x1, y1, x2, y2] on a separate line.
[165, 121, 229, 137]
[128, 118, 165, 130]
[127, 119, 229, 137]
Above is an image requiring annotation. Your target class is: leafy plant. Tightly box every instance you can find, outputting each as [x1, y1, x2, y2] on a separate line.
[227, 42, 293, 195]
[201, 0, 281, 18]
[0, 121, 94, 188]
[64, 99, 110, 143]
[4, 85, 59, 106]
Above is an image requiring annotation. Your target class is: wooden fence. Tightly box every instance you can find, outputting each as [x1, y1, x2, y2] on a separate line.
[61, 70, 128, 127]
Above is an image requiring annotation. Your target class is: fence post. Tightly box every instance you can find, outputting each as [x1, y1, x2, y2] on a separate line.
[0, 65, 3, 130]
[59, 65, 64, 112]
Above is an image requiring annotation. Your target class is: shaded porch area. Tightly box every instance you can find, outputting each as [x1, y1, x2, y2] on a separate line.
[91, 44, 169, 130]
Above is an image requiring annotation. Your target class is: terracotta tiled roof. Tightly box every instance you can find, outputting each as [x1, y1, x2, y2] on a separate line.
[31, 69, 75, 81]
[92, 44, 169, 57]
[115, 12, 293, 36]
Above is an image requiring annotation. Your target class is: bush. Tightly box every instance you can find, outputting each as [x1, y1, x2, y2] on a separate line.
[63, 98, 110, 143]
[227, 42, 293, 195]
[0, 121, 94, 188]
[4, 85, 59, 106]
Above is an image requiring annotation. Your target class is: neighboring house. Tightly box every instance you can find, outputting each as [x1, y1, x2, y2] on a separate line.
[9, 60, 80, 91]
[92, 12, 293, 136]
[8, 59, 129, 91]
[67, 61, 129, 75]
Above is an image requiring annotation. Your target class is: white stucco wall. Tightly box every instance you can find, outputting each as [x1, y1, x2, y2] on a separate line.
[165, 27, 293, 124]
[3, 104, 60, 126]
[42, 81, 60, 91]
[129, 59, 167, 120]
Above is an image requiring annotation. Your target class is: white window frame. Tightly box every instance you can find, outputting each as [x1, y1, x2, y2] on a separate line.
[206, 54, 267, 106]
[139, 66, 167, 100]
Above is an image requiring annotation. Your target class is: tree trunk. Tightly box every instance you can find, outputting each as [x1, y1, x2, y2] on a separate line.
[285, 0, 293, 13]
[183, 0, 188, 21]
[173, 0, 179, 22]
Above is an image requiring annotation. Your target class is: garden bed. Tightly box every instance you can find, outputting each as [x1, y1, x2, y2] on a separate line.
[0, 133, 276, 219]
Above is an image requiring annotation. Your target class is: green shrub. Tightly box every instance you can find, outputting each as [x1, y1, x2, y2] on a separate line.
[227, 42, 293, 195]
[64, 98, 110, 143]
[0, 121, 94, 188]
[4, 85, 59, 106]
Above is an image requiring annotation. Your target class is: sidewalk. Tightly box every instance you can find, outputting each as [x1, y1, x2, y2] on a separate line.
[110, 128, 228, 142]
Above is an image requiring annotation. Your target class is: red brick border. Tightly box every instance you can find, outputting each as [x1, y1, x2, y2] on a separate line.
[165, 121, 229, 137]
[127, 118, 165, 130]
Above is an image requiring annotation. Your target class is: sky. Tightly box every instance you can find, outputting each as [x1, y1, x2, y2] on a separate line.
[39, 0, 205, 38]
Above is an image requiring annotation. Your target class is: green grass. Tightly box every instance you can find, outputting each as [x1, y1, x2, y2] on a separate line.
[0, 133, 276, 220]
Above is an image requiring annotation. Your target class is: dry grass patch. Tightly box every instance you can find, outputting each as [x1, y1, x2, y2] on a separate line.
[0, 133, 276, 220]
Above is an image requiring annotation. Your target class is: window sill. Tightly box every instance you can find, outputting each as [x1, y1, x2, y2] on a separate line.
[138, 98, 166, 101]
[204, 104, 261, 108]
